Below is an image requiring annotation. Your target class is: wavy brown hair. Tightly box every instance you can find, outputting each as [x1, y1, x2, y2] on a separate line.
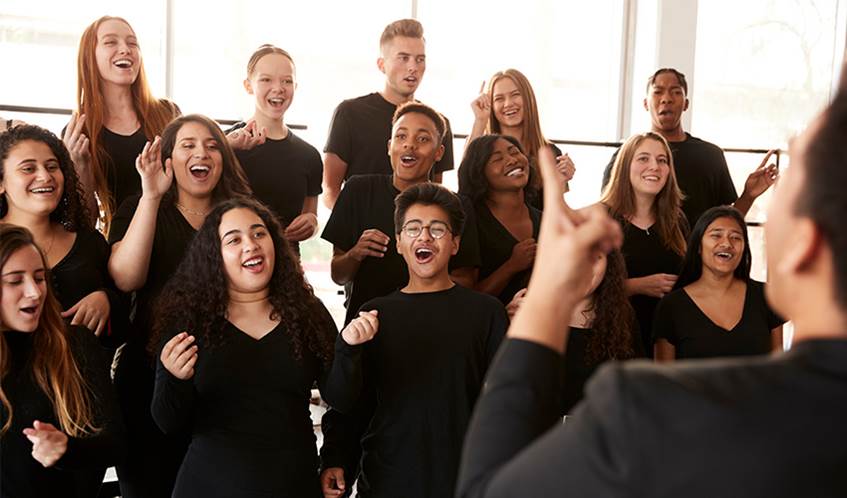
[76, 16, 179, 232]
[601, 132, 687, 257]
[151, 198, 334, 365]
[583, 250, 639, 364]
[0, 125, 92, 231]
[0, 225, 98, 437]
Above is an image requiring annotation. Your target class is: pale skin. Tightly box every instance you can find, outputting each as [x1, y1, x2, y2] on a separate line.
[23, 420, 68, 468]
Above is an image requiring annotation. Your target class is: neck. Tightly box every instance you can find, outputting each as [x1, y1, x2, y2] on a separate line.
[654, 124, 686, 143]
[403, 272, 455, 293]
[228, 288, 271, 313]
[176, 192, 212, 213]
[392, 174, 429, 193]
[486, 188, 526, 211]
[694, 269, 737, 293]
[2, 211, 54, 239]
[501, 126, 523, 145]
[631, 192, 656, 224]
[568, 296, 594, 328]
[102, 82, 136, 119]
[380, 87, 414, 106]
[253, 112, 287, 139]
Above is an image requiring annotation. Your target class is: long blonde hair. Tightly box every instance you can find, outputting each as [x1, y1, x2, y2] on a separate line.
[0, 225, 98, 437]
[76, 16, 179, 233]
[601, 132, 687, 257]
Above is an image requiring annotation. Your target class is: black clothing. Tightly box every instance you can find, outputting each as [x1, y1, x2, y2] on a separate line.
[108, 194, 197, 498]
[602, 133, 737, 228]
[560, 327, 599, 415]
[526, 142, 561, 212]
[101, 127, 148, 211]
[0, 326, 124, 498]
[619, 221, 684, 357]
[324, 93, 454, 179]
[653, 280, 785, 359]
[228, 123, 322, 228]
[51, 227, 129, 348]
[470, 200, 541, 305]
[457, 338, 847, 498]
[321, 175, 480, 324]
[152, 314, 338, 498]
[325, 286, 507, 498]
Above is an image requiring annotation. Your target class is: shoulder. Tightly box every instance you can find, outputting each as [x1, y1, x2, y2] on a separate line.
[453, 285, 505, 312]
[360, 290, 405, 311]
[287, 131, 321, 157]
[658, 288, 689, 309]
[335, 93, 377, 112]
[682, 134, 725, 156]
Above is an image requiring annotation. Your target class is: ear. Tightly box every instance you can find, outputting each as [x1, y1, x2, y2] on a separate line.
[643, 97, 649, 111]
[377, 56, 386, 74]
[434, 143, 445, 163]
[396, 235, 402, 255]
[243, 78, 253, 95]
[450, 235, 460, 256]
[683, 98, 690, 112]
[776, 218, 820, 278]
[387, 138, 392, 157]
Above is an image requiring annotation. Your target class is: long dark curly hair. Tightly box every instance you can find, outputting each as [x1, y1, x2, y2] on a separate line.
[584, 250, 639, 364]
[151, 197, 335, 366]
[457, 134, 538, 205]
[0, 125, 91, 231]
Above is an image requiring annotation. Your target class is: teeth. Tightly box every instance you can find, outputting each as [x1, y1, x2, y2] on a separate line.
[190, 165, 210, 172]
[269, 98, 284, 104]
[506, 167, 524, 177]
[401, 155, 416, 162]
[30, 187, 54, 193]
[643, 175, 659, 181]
[716, 252, 732, 259]
[243, 257, 262, 267]
[114, 59, 132, 68]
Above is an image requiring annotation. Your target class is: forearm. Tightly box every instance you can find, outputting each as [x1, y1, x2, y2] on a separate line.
[108, 196, 160, 291]
[320, 336, 364, 413]
[475, 261, 520, 298]
[151, 364, 196, 434]
[466, 119, 487, 147]
[330, 250, 362, 286]
[451, 267, 478, 289]
[732, 191, 754, 217]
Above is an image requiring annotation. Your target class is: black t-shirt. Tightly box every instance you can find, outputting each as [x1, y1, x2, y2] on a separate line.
[152, 314, 337, 498]
[324, 93, 454, 179]
[321, 175, 480, 324]
[227, 123, 322, 228]
[619, 221, 684, 358]
[653, 280, 785, 359]
[527, 142, 561, 212]
[327, 285, 507, 498]
[561, 327, 598, 415]
[602, 133, 738, 228]
[101, 127, 148, 211]
[0, 327, 124, 498]
[108, 194, 197, 348]
[469, 200, 541, 305]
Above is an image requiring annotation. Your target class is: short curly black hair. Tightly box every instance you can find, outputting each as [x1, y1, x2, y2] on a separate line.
[0, 125, 91, 231]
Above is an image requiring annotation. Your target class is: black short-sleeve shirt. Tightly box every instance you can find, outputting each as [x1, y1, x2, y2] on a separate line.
[602, 133, 738, 228]
[469, 200, 541, 304]
[108, 194, 197, 346]
[652, 280, 785, 359]
[324, 93, 454, 178]
[227, 123, 322, 228]
[101, 127, 148, 211]
[321, 175, 479, 324]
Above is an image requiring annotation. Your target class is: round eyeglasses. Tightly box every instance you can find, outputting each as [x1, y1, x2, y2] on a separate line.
[400, 220, 452, 239]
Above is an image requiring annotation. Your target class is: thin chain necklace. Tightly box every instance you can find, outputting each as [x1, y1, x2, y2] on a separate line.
[175, 202, 209, 217]
[43, 229, 57, 261]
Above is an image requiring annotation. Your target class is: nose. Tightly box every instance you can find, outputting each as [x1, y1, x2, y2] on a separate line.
[194, 144, 211, 159]
[418, 226, 434, 241]
[23, 276, 42, 300]
[243, 237, 259, 253]
[34, 165, 52, 181]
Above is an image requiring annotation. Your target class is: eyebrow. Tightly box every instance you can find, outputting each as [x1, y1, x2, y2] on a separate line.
[222, 223, 266, 239]
[1, 268, 45, 277]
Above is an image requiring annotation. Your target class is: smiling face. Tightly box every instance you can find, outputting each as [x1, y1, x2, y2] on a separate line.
[0, 140, 64, 219]
[483, 137, 530, 193]
[628, 138, 670, 198]
[700, 216, 745, 276]
[245, 53, 296, 122]
[95, 18, 140, 87]
[219, 207, 275, 296]
[397, 203, 458, 281]
[492, 77, 525, 129]
[389, 112, 444, 188]
[171, 121, 224, 200]
[379, 36, 426, 100]
[644, 71, 688, 134]
[0, 244, 46, 333]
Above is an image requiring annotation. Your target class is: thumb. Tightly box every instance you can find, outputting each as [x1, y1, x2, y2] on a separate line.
[335, 470, 345, 489]
[367, 309, 378, 317]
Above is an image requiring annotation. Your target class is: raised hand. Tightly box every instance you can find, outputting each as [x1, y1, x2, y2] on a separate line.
[62, 112, 91, 171]
[136, 136, 172, 200]
[61, 290, 110, 336]
[320, 467, 346, 497]
[341, 310, 379, 346]
[555, 152, 576, 183]
[23, 420, 68, 468]
[471, 80, 491, 123]
[349, 229, 390, 261]
[227, 119, 267, 151]
[161, 332, 198, 380]
[284, 213, 319, 242]
[743, 149, 779, 200]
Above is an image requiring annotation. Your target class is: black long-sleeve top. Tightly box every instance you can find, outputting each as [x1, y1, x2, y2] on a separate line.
[323, 286, 507, 498]
[151, 314, 341, 498]
[0, 326, 125, 498]
[457, 337, 847, 497]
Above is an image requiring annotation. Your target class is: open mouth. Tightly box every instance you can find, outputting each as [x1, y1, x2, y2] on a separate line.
[505, 166, 525, 178]
[414, 247, 435, 264]
[268, 97, 285, 108]
[715, 251, 734, 261]
[114, 59, 133, 69]
[242, 256, 264, 272]
[503, 108, 519, 118]
[658, 109, 674, 117]
[400, 154, 418, 167]
[642, 174, 661, 182]
[29, 186, 55, 194]
[20, 306, 37, 316]
[189, 164, 211, 179]
[404, 76, 418, 85]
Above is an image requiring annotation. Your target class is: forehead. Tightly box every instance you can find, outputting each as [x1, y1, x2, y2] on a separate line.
[393, 112, 437, 134]
[634, 138, 667, 155]
[219, 207, 264, 234]
[706, 216, 744, 232]
[403, 203, 449, 223]
[2, 244, 44, 273]
[176, 121, 216, 140]
[383, 36, 425, 55]
[492, 77, 520, 95]
[650, 72, 684, 90]
[254, 53, 295, 74]
[97, 19, 135, 38]
[7, 139, 56, 162]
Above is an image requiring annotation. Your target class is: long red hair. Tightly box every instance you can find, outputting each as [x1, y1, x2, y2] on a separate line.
[76, 16, 178, 232]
